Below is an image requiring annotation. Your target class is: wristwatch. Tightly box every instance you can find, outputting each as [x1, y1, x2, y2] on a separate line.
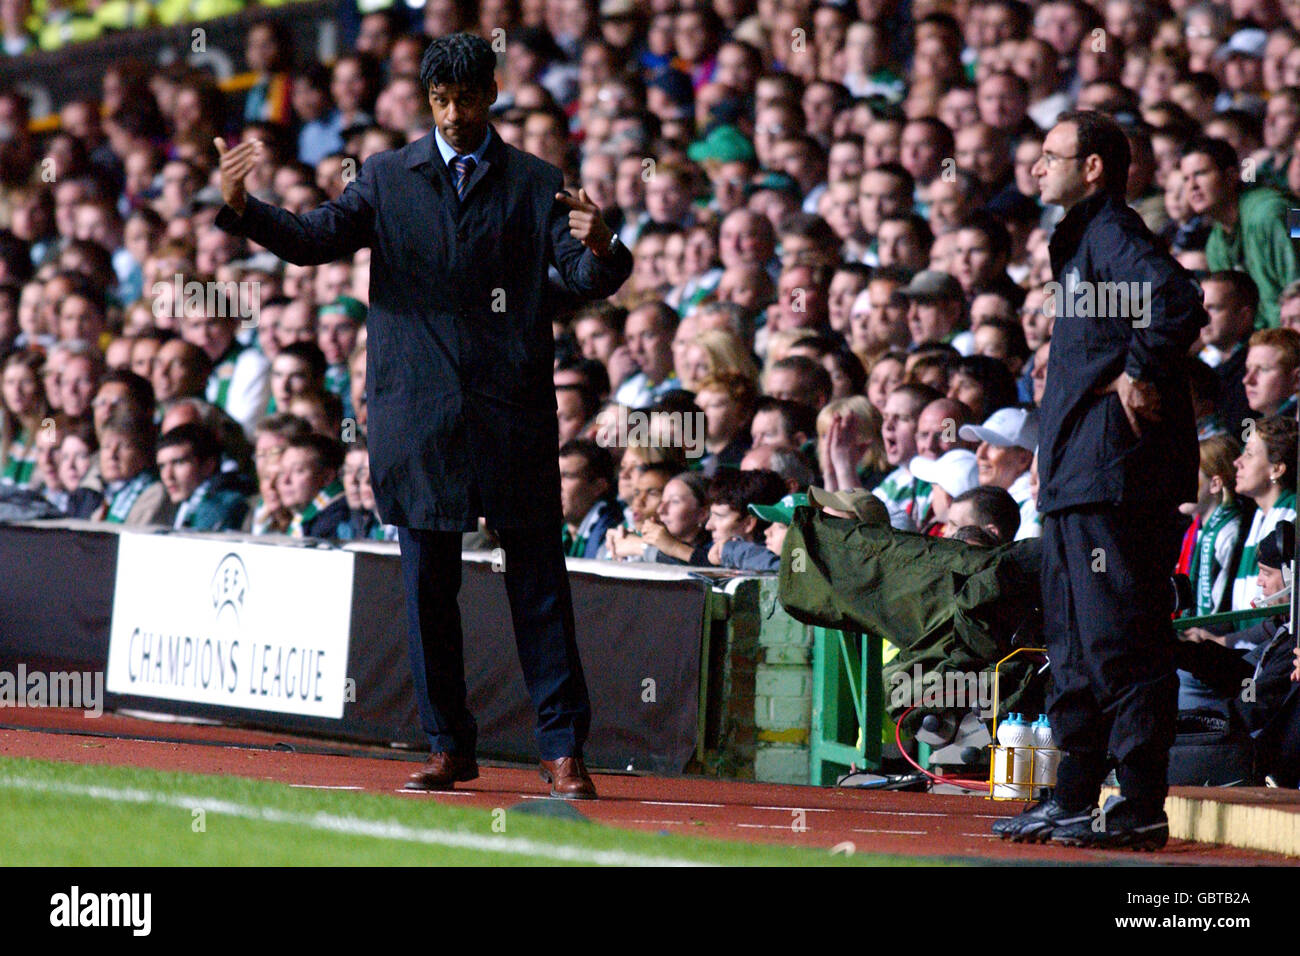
[600, 234, 622, 258]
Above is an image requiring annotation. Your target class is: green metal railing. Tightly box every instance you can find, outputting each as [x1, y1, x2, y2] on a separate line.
[809, 628, 884, 786]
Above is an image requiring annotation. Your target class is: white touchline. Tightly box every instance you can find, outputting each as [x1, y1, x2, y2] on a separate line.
[0, 776, 711, 868]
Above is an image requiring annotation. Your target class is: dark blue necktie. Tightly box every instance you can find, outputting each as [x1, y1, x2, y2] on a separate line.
[451, 155, 476, 199]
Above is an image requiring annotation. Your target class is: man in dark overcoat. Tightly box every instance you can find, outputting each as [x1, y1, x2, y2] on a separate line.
[214, 33, 632, 798]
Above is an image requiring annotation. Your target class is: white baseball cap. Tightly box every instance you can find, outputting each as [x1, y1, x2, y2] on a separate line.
[909, 449, 981, 498]
[958, 407, 1037, 451]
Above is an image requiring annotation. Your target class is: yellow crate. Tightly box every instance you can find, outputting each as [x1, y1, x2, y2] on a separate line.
[987, 647, 1057, 802]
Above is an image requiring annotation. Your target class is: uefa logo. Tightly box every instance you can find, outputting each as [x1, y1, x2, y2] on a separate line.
[210, 553, 248, 628]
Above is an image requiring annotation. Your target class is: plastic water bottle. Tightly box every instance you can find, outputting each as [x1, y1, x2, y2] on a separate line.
[994, 713, 1035, 799]
[1031, 714, 1059, 796]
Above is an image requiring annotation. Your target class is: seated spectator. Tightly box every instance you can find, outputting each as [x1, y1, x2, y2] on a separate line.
[909, 448, 981, 535]
[764, 354, 833, 410]
[1177, 524, 1300, 781]
[157, 397, 256, 486]
[277, 432, 348, 539]
[897, 270, 974, 354]
[904, 344, 956, 393]
[679, 329, 759, 392]
[32, 416, 69, 511]
[1198, 270, 1259, 431]
[91, 368, 154, 434]
[88, 406, 167, 524]
[959, 406, 1040, 539]
[555, 357, 612, 405]
[1231, 414, 1299, 612]
[180, 300, 270, 437]
[865, 351, 906, 412]
[694, 372, 756, 475]
[275, 299, 318, 350]
[571, 302, 627, 367]
[817, 346, 867, 402]
[1243, 327, 1300, 419]
[247, 412, 311, 535]
[150, 338, 213, 407]
[629, 471, 714, 565]
[317, 295, 365, 420]
[614, 301, 681, 408]
[740, 443, 818, 492]
[56, 418, 100, 518]
[749, 395, 817, 455]
[1, 349, 49, 489]
[349, 344, 367, 430]
[714, 491, 809, 572]
[270, 341, 327, 416]
[873, 383, 943, 530]
[817, 395, 889, 493]
[337, 435, 394, 541]
[604, 461, 676, 559]
[1279, 280, 1300, 333]
[914, 396, 973, 460]
[703, 468, 789, 563]
[287, 391, 343, 438]
[947, 355, 1020, 422]
[59, 340, 103, 427]
[558, 383, 601, 448]
[1177, 434, 1244, 617]
[1181, 135, 1298, 328]
[559, 438, 621, 559]
[156, 423, 249, 531]
[971, 318, 1031, 377]
[942, 484, 1022, 543]
[951, 524, 1001, 547]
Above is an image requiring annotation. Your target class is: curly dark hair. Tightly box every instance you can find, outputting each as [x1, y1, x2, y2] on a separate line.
[419, 33, 497, 95]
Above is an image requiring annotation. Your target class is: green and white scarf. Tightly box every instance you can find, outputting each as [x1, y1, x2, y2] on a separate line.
[1188, 501, 1241, 616]
[104, 470, 156, 524]
[1233, 491, 1298, 610]
[1, 428, 38, 487]
[211, 340, 246, 410]
[289, 479, 345, 538]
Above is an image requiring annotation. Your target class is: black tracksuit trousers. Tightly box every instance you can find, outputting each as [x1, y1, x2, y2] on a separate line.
[1041, 503, 1183, 817]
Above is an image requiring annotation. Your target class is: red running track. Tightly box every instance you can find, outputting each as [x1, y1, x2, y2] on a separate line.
[0, 708, 1292, 865]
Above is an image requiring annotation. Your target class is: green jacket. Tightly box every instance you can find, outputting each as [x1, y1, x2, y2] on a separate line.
[777, 507, 1043, 718]
[1206, 187, 1299, 329]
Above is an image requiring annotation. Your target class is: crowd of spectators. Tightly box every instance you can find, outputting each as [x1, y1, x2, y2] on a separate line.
[0, 0, 1298, 598]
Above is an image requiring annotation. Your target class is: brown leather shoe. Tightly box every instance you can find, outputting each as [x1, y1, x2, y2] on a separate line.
[539, 756, 597, 800]
[404, 752, 479, 791]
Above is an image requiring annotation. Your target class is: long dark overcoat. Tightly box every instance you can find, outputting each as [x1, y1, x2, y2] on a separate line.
[217, 127, 632, 530]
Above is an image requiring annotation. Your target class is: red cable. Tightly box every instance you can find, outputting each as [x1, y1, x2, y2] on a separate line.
[892, 706, 991, 792]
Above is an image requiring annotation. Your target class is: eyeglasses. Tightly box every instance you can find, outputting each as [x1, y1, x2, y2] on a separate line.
[1038, 152, 1081, 168]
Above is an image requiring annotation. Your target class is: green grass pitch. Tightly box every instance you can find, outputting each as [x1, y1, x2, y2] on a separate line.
[0, 756, 953, 867]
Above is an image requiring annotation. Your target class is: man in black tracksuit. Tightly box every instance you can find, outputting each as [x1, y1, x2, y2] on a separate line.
[994, 111, 1207, 849]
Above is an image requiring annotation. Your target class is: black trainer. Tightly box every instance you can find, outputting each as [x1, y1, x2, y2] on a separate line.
[991, 795, 1096, 843]
[1049, 796, 1169, 851]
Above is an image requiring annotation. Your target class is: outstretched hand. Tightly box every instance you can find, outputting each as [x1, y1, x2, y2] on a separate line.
[214, 136, 263, 216]
[555, 188, 614, 257]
